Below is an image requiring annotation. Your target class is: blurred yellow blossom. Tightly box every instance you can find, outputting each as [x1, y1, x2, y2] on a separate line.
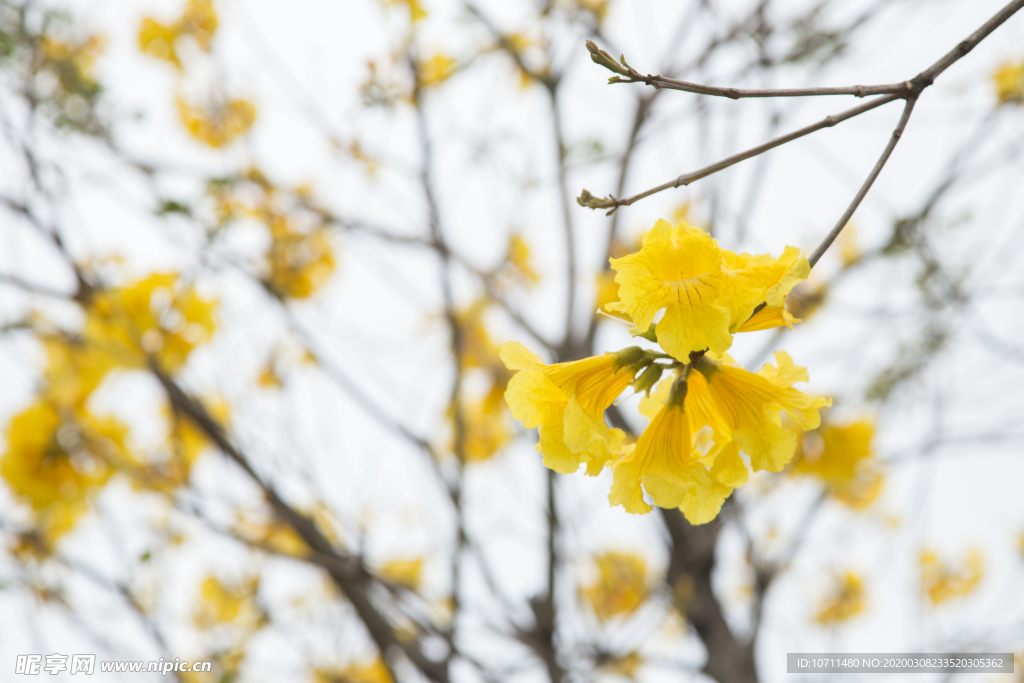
[418, 53, 457, 87]
[138, 0, 218, 67]
[1, 400, 130, 543]
[500, 234, 540, 288]
[379, 557, 424, 591]
[601, 652, 642, 679]
[815, 571, 866, 625]
[193, 574, 264, 630]
[993, 60, 1024, 104]
[792, 418, 884, 510]
[920, 547, 984, 606]
[383, 0, 427, 23]
[84, 272, 217, 372]
[314, 660, 393, 683]
[177, 97, 257, 148]
[580, 551, 649, 621]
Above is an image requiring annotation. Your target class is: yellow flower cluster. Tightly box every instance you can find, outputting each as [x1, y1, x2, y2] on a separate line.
[139, 1, 257, 148]
[138, 0, 218, 68]
[0, 273, 218, 545]
[503, 219, 830, 524]
[920, 547, 984, 606]
[579, 551, 649, 621]
[449, 301, 514, 463]
[208, 169, 337, 300]
[176, 97, 257, 149]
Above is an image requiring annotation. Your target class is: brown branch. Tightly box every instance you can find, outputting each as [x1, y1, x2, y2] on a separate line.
[149, 363, 450, 683]
[808, 95, 917, 267]
[580, 0, 1024, 215]
[578, 93, 901, 213]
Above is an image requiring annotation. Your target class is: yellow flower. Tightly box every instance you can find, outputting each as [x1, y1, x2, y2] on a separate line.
[794, 420, 874, 483]
[609, 375, 711, 514]
[994, 60, 1024, 104]
[580, 551, 649, 621]
[84, 272, 217, 372]
[792, 419, 884, 510]
[41, 336, 116, 412]
[193, 574, 263, 630]
[815, 571, 866, 625]
[138, 0, 218, 67]
[264, 222, 336, 299]
[314, 660, 393, 683]
[920, 548, 984, 606]
[177, 97, 257, 149]
[616, 374, 747, 522]
[383, 0, 427, 22]
[1, 400, 129, 543]
[502, 342, 636, 475]
[717, 246, 809, 332]
[379, 557, 424, 591]
[500, 234, 540, 287]
[418, 53, 457, 87]
[138, 17, 180, 65]
[233, 514, 308, 557]
[459, 385, 513, 463]
[695, 352, 830, 472]
[608, 219, 732, 361]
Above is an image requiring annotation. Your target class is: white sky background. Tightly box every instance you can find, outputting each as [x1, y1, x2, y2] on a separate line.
[1, 0, 1024, 681]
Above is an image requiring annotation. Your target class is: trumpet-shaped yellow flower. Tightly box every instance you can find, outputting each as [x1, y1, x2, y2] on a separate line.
[503, 342, 636, 475]
[84, 272, 217, 372]
[920, 548, 984, 606]
[994, 60, 1024, 105]
[608, 219, 732, 361]
[610, 377, 712, 514]
[580, 551, 649, 621]
[624, 375, 747, 522]
[717, 246, 809, 332]
[177, 97, 257, 149]
[696, 352, 830, 472]
[815, 571, 866, 625]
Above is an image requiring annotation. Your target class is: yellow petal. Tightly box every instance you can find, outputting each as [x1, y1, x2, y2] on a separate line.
[737, 305, 799, 332]
[499, 340, 544, 371]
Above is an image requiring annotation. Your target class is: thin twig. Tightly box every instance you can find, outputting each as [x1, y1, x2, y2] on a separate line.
[808, 96, 917, 267]
[579, 93, 901, 213]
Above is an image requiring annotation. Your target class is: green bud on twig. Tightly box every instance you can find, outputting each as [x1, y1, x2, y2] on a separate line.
[585, 40, 632, 77]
